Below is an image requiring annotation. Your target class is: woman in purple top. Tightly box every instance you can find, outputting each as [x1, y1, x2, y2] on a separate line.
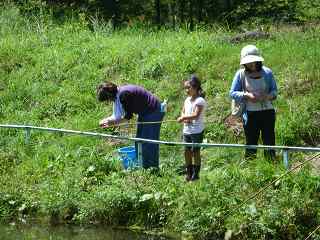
[96, 82, 165, 169]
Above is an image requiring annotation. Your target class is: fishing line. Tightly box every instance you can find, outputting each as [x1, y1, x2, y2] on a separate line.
[304, 224, 320, 240]
[224, 153, 320, 218]
[81, 119, 195, 132]
[82, 117, 228, 132]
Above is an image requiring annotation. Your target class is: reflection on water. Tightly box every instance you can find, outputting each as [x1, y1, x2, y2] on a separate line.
[0, 224, 175, 240]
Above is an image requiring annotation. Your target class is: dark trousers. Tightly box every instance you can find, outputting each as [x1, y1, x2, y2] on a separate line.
[136, 108, 164, 169]
[243, 109, 276, 159]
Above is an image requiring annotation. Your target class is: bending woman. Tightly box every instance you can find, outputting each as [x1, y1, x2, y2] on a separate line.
[97, 82, 165, 169]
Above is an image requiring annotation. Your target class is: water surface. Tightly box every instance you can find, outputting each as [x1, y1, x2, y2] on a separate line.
[0, 224, 175, 240]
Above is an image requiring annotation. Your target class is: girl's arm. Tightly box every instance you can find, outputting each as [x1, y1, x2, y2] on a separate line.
[178, 105, 204, 122]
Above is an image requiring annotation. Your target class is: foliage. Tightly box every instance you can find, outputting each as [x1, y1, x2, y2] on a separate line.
[4, 0, 320, 28]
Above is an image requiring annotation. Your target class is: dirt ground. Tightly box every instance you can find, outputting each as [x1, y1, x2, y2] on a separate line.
[290, 154, 320, 175]
[310, 155, 320, 174]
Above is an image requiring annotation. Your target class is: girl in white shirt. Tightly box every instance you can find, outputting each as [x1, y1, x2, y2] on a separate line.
[177, 75, 206, 181]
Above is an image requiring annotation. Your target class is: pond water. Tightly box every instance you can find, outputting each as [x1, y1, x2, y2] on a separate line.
[0, 224, 176, 240]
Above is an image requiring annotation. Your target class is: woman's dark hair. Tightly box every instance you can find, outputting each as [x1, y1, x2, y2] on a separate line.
[187, 74, 205, 98]
[96, 82, 118, 102]
[244, 61, 263, 72]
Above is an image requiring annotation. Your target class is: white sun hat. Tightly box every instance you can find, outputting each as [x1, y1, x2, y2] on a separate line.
[240, 45, 264, 65]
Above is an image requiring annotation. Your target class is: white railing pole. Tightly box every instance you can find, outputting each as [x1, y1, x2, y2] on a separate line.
[1, 124, 320, 169]
[24, 127, 31, 144]
[137, 142, 143, 167]
[283, 150, 289, 169]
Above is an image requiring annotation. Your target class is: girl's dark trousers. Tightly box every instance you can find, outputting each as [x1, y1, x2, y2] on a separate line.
[243, 109, 276, 159]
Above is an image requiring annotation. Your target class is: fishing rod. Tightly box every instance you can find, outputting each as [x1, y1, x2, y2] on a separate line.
[83, 119, 178, 132]
[304, 224, 320, 240]
[84, 116, 234, 132]
[224, 153, 320, 218]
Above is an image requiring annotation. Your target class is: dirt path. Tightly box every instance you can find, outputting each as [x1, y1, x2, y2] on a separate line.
[290, 154, 320, 174]
[310, 155, 320, 174]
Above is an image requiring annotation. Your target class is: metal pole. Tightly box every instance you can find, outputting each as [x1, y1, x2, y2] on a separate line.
[1, 124, 320, 154]
[137, 142, 143, 167]
[24, 127, 31, 144]
[283, 150, 289, 169]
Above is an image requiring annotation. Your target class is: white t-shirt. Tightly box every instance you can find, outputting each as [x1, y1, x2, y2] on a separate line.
[183, 96, 206, 134]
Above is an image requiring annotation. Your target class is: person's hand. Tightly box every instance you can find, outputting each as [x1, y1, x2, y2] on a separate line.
[177, 116, 192, 123]
[244, 92, 259, 103]
[99, 118, 111, 128]
[101, 123, 110, 128]
[177, 116, 184, 123]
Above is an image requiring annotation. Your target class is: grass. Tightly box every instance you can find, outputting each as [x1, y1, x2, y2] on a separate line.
[0, 4, 320, 239]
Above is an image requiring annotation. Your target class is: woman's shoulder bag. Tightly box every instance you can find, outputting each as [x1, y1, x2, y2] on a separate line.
[231, 70, 246, 118]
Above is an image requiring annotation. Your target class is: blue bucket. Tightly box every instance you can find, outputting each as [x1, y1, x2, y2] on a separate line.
[117, 146, 138, 169]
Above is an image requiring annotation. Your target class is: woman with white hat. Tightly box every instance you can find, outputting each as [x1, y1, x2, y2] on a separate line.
[229, 45, 278, 159]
